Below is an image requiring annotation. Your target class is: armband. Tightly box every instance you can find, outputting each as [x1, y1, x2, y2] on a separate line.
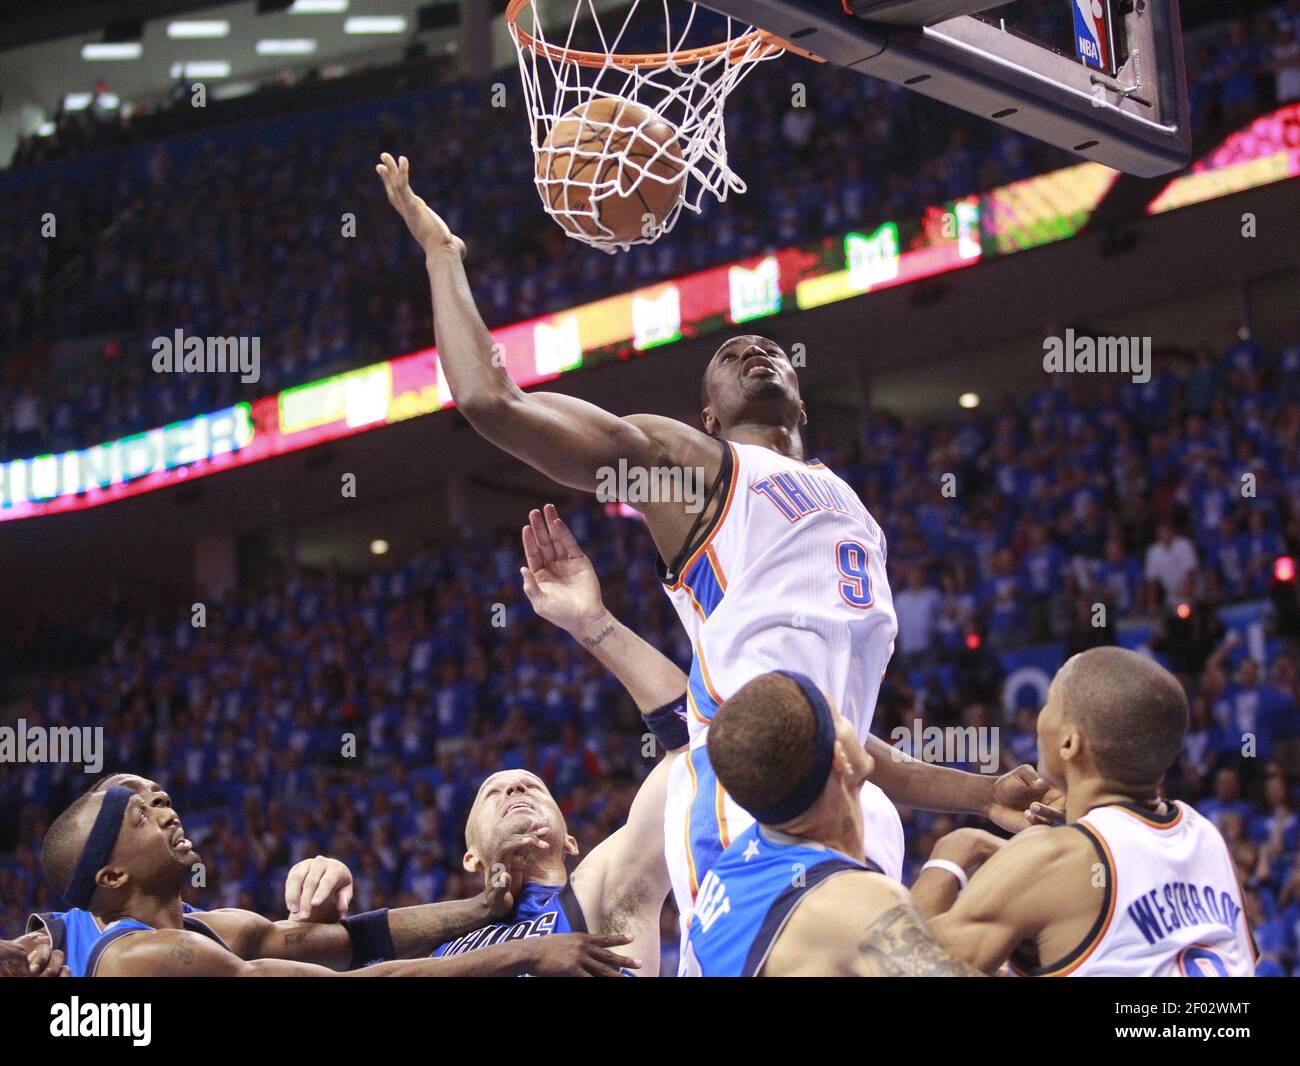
[642, 693, 689, 752]
[920, 859, 969, 890]
[340, 908, 395, 969]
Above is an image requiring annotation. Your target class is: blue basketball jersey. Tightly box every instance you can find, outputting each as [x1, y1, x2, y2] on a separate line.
[433, 880, 588, 966]
[681, 823, 873, 977]
[27, 903, 228, 977]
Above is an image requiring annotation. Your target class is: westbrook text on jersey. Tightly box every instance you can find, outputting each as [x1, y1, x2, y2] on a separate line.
[1126, 881, 1243, 947]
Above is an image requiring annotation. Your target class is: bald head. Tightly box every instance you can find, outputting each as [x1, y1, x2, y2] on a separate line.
[461, 768, 575, 877]
[1056, 647, 1188, 786]
[709, 673, 819, 818]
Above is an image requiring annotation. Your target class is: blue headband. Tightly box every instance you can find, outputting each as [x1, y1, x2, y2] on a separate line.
[748, 671, 837, 825]
[63, 786, 132, 909]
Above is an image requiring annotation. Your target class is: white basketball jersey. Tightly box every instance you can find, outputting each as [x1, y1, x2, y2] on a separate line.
[1016, 802, 1256, 977]
[661, 440, 897, 741]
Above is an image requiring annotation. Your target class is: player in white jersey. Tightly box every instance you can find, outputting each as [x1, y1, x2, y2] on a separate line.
[928, 646, 1257, 976]
[657, 436, 907, 909]
[378, 154, 1062, 924]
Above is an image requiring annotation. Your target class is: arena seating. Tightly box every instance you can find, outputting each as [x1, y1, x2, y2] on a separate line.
[3, 2, 1299, 463]
[2, 324, 1297, 975]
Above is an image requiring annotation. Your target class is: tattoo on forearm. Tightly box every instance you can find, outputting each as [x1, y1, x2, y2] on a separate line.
[858, 904, 982, 977]
[284, 931, 309, 946]
[580, 624, 615, 649]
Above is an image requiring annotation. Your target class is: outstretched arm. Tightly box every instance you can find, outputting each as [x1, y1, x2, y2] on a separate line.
[97, 927, 639, 978]
[927, 828, 1085, 974]
[909, 828, 1005, 922]
[520, 504, 682, 971]
[376, 153, 717, 497]
[199, 893, 515, 970]
[571, 748, 677, 977]
[863, 736, 1064, 832]
[520, 504, 688, 715]
[206, 831, 550, 967]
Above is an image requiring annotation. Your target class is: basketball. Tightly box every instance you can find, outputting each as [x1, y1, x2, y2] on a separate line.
[536, 96, 686, 244]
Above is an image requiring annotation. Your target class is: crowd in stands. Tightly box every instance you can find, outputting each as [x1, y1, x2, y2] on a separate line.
[3, 2, 1300, 463]
[2, 322, 1298, 974]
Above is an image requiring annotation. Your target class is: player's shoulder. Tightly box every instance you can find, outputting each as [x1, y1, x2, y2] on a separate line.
[97, 925, 232, 977]
[939, 825, 1099, 935]
[623, 412, 681, 429]
[622, 412, 695, 438]
[623, 413, 720, 461]
[769, 870, 924, 976]
[793, 867, 906, 926]
[994, 823, 1098, 879]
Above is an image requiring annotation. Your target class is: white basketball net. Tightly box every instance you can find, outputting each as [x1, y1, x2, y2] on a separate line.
[509, 0, 783, 252]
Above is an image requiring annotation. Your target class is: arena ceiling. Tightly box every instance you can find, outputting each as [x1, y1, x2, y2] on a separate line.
[0, 0, 466, 117]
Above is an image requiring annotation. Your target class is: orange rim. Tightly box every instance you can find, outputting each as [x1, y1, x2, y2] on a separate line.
[505, 0, 796, 69]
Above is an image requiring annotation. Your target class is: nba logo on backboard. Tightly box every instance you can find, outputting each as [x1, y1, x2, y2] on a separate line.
[1072, 0, 1116, 76]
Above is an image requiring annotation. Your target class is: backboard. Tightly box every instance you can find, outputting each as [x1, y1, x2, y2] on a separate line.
[700, 0, 1192, 177]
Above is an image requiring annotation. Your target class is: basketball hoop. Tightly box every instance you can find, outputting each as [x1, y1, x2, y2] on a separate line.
[506, 0, 805, 252]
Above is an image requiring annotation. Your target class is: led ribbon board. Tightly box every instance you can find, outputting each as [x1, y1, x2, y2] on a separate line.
[1148, 102, 1300, 214]
[3, 105, 1294, 523]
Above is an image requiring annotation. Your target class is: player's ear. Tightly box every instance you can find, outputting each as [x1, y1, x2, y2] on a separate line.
[798, 401, 808, 427]
[563, 833, 579, 858]
[462, 849, 482, 875]
[701, 404, 717, 435]
[831, 740, 853, 781]
[97, 865, 128, 892]
[1059, 724, 1083, 766]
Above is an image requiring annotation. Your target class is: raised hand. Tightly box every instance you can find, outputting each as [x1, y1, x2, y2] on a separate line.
[375, 152, 466, 259]
[986, 765, 1066, 832]
[485, 817, 550, 918]
[284, 855, 354, 922]
[520, 504, 606, 635]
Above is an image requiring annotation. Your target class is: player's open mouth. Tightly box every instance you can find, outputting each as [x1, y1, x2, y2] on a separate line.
[171, 829, 192, 851]
[741, 355, 777, 378]
[503, 801, 534, 817]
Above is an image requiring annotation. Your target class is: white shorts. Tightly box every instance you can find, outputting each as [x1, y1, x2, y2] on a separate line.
[664, 744, 904, 929]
